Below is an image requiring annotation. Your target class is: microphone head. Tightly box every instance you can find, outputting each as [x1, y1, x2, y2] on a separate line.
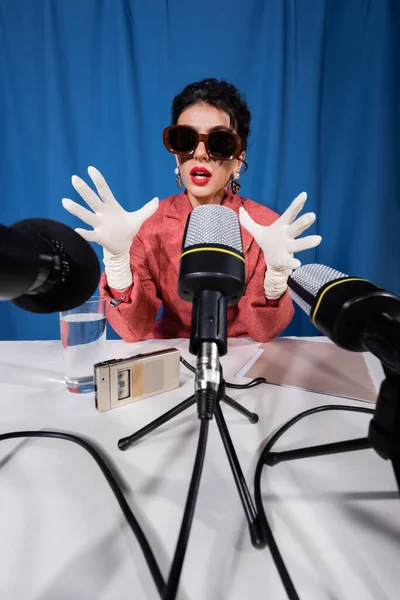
[183, 204, 243, 253]
[10, 219, 100, 313]
[288, 263, 400, 352]
[288, 264, 348, 315]
[178, 205, 245, 304]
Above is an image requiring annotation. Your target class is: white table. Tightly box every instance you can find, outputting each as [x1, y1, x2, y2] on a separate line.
[0, 337, 398, 600]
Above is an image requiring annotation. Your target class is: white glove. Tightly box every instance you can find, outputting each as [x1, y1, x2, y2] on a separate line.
[239, 192, 322, 299]
[62, 166, 159, 290]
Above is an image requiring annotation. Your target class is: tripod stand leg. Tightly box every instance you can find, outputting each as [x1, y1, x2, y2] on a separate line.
[391, 458, 400, 494]
[265, 438, 370, 466]
[118, 395, 196, 451]
[222, 394, 259, 423]
[214, 402, 266, 549]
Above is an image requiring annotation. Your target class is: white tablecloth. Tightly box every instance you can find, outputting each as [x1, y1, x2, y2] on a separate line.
[0, 337, 398, 600]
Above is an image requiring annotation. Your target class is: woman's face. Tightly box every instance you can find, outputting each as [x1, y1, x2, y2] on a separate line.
[176, 103, 244, 206]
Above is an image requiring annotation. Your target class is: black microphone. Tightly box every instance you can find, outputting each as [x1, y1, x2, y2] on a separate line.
[178, 205, 246, 419]
[0, 218, 100, 313]
[178, 204, 246, 355]
[288, 264, 400, 373]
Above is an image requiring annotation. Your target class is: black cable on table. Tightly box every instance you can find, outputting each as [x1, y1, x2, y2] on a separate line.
[0, 430, 166, 596]
[253, 404, 375, 599]
[0, 402, 376, 599]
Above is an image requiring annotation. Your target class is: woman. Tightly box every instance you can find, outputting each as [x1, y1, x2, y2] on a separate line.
[62, 78, 321, 342]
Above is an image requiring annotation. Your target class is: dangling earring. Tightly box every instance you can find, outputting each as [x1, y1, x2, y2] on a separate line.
[174, 167, 182, 189]
[230, 171, 241, 194]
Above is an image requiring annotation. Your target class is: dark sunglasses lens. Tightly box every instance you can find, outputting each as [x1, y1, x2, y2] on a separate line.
[208, 131, 238, 158]
[168, 127, 197, 153]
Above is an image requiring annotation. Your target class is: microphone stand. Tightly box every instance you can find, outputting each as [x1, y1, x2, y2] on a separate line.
[118, 287, 268, 598]
[118, 355, 266, 549]
[263, 313, 400, 495]
[263, 364, 400, 496]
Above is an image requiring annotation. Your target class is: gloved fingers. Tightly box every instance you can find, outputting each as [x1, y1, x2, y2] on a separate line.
[133, 197, 160, 228]
[279, 192, 307, 225]
[71, 175, 103, 212]
[88, 166, 119, 207]
[62, 198, 97, 227]
[273, 256, 301, 270]
[290, 257, 302, 269]
[74, 228, 98, 243]
[287, 212, 316, 238]
[238, 207, 265, 246]
[287, 234, 322, 253]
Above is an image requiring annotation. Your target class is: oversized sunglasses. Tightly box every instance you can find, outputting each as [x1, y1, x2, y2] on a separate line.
[163, 125, 243, 160]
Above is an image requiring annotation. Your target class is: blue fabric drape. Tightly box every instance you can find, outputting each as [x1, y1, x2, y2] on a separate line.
[1, 0, 399, 340]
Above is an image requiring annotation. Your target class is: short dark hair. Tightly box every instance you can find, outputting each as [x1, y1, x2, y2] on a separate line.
[171, 78, 251, 151]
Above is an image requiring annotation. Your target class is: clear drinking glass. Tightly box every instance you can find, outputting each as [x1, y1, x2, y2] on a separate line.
[60, 296, 107, 393]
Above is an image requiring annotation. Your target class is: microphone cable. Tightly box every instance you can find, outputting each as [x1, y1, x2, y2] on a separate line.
[253, 404, 375, 600]
[0, 430, 166, 595]
[0, 403, 375, 599]
[182, 357, 379, 599]
[0, 419, 210, 600]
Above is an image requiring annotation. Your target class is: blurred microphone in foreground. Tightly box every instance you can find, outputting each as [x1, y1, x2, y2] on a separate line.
[288, 264, 400, 372]
[0, 218, 100, 313]
[178, 204, 246, 419]
[283, 266, 400, 498]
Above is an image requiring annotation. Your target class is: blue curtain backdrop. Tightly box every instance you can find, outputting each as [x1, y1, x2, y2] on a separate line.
[0, 0, 399, 340]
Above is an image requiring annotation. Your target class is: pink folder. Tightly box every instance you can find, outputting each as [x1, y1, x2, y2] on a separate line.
[242, 338, 379, 402]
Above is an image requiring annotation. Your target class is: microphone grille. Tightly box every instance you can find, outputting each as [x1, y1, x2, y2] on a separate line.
[289, 264, 347, 315]
[184, 205, 243, 252]
[289, 289, 313, 316]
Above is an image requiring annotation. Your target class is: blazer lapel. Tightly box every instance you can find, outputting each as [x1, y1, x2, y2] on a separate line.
[161, 193, 192, 279]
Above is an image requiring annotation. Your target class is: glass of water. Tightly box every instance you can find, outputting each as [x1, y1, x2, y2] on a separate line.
[60, 296, 107, 394]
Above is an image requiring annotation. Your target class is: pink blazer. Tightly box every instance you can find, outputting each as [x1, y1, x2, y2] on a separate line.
[100, 190, 294, 343]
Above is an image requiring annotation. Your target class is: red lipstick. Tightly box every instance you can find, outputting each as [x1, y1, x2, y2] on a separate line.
[190, 166, 212, 186]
